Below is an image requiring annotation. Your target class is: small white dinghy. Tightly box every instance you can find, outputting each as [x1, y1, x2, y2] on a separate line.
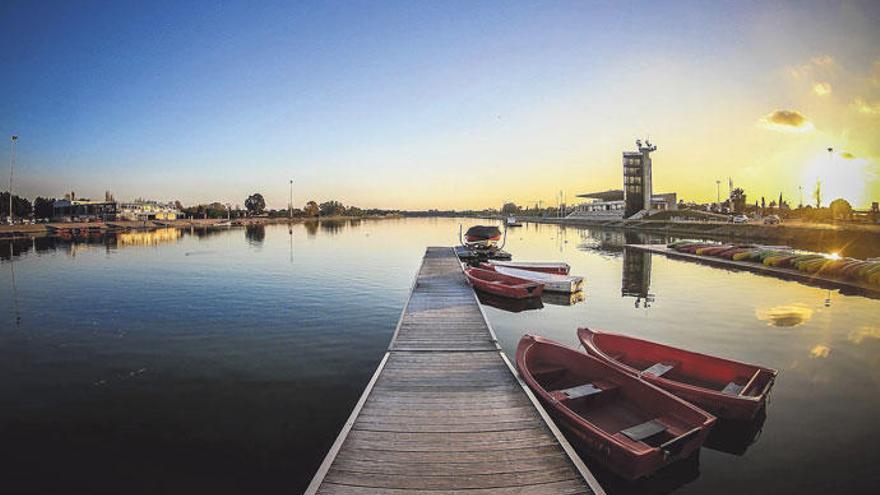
[488, 260, 570, 275]
[483, 264, 584, 293]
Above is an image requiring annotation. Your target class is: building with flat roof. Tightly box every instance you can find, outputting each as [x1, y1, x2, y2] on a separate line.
[52, 199, 117, 221]
[569, 139, 677, 220]
[118, 201, 181, 221]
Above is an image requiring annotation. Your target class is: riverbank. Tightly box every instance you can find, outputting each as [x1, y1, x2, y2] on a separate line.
[517, 216, 880, 259]
[0, 214, 403, 240]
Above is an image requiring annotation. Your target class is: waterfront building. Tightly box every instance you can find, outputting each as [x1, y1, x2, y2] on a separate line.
[569, 139, 677, 220]
[118, 200, 181, 221]
[52, 199, 118, 221]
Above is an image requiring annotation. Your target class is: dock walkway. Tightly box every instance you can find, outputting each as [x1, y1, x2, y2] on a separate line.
[306, 247, 602, 495]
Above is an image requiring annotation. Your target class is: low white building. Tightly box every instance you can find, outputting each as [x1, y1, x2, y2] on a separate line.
[118, 201, 181, 221]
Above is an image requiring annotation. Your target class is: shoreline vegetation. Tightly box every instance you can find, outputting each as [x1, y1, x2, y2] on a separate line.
[0, 214, 403, 239]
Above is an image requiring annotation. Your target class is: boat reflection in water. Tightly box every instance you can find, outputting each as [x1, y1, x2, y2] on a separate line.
[542, 290, 585, 306]
[476, 290, 543, 313]
[705, 406, 768, 456]
[581, 444, 701, 495]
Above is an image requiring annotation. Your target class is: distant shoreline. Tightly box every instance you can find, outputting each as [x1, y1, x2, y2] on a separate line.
[0, 214, 403, 240]
[514, 215, 880, 258]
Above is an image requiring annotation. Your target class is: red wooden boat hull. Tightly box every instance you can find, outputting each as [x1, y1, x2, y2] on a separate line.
[464, 267, 543, 299]
[578, 328, 777, 421]
[517, 335, 715, 480]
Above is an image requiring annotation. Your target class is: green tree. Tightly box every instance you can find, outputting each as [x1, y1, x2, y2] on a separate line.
[33, 197, 56, 219]
[244, 193, 266, 215]
[304, 201, 320, 217]
[500, 202, 520, 215]
[319, 200, 345, 216]
[730, 188, 747, 214]
[1, 192, 32, 218]
[829, 198, 853, 220]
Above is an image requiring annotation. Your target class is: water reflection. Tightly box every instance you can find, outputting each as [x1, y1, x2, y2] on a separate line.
[755, 303, 814, 327]
[319, 220, 345, 235]
[848, 326, 880, 344]
[810, 344, 831, 359]
[476, 291, 544, 313]
[245, 225, 266, 245]
[704, 407, 767, 456]
[542, 290, 585, 306]
[622, 248, 654, 308]
[117, 228, 182, 246]
[303, 220, 319, 237]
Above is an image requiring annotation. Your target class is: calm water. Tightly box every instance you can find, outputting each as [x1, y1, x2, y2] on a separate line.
[1, 218, 878, 494]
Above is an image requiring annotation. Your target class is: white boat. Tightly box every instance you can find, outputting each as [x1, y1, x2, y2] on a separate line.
[489, 265, 584, 293]
[488, 260, 571, 275]
[506, 216, 523, 227]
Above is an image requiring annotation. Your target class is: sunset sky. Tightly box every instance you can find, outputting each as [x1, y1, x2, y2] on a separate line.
[1, 0, 878, 209]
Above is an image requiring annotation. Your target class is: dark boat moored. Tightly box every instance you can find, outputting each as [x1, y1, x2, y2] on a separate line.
[464, 266, 543, 299]
[516, 335, 716, 480]
[463, 225, 502, 248]
[578, 328, 777, 421]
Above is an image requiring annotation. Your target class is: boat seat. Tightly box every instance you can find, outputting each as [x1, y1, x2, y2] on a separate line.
[551, 380, 616, 401]
[620, 419, 667, 442]
[721, 381, 745, 395]
[642, 362, 678, 377]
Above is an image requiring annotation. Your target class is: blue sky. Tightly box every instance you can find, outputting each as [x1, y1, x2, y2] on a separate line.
[2, 0, 878, 208]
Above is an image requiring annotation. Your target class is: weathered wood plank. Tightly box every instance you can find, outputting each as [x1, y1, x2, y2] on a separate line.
[307, 247, 601, 495]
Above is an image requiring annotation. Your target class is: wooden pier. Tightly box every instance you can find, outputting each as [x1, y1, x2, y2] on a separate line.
[306, 247, 603, 495]
[628, 244, 880, 297]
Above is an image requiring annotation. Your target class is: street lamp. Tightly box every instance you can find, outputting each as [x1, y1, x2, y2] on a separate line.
[289, 179, 293, 220]
[715, 180, 721, 205]
[8, 135, 17, 223]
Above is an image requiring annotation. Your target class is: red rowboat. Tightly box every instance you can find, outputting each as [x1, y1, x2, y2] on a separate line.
[517, 335, 715, 480]
[578, 328, 777, 421]
[464, 267, 543, 299]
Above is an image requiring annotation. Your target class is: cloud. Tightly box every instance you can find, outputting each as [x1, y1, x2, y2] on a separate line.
[788, 55, 835, 79]
[811, 55, 834, 67]
[852, 98, 880, 114]
[840, 151, 855, 159]
[812, 82, 832, 96]
[759, 110, 814, 132]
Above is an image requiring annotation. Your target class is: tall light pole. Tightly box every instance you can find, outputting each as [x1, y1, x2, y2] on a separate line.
[8, 135, 17, 223]
[288, 179, 293, 220]
[799, 185, 804, 208]
[715, 180, 721, 205]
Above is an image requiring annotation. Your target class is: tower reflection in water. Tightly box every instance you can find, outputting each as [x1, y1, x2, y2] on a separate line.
[622, 247, 654, 308]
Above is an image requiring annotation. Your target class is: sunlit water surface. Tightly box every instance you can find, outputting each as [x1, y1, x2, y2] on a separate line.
[1, 218, 878, 494]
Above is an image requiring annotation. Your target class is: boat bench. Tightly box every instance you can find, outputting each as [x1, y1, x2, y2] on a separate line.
[550, 380, 617, 402]
[620, 419, 668, 442]
[721, 381, 745, 395]
[642, 362, 678, 377]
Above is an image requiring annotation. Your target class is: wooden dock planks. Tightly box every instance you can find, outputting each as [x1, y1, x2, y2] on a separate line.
[306, 247, 603, 495]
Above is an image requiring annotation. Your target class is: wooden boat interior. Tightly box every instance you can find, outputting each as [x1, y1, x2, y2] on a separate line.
[526, 346, 704, 453]
[593, 333, 771, 397]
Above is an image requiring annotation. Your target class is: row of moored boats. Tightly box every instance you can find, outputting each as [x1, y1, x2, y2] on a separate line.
[669, 240, 880, 287]
[459, 226, 777, 481]
[460, 225, 584, 298]
[518, 329, 777, 480]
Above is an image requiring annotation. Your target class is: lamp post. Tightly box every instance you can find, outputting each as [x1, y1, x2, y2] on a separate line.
[715, 180, 721, 205]
[289, 179, 293, 220]
[8, 135, 17, 223]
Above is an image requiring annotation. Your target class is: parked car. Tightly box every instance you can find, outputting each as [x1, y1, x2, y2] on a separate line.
[731, 215, 749, 224]
[763, 214, 781, 225]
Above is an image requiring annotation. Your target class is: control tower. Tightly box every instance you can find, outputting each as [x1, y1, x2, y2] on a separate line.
[623, 139, 657, 218]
